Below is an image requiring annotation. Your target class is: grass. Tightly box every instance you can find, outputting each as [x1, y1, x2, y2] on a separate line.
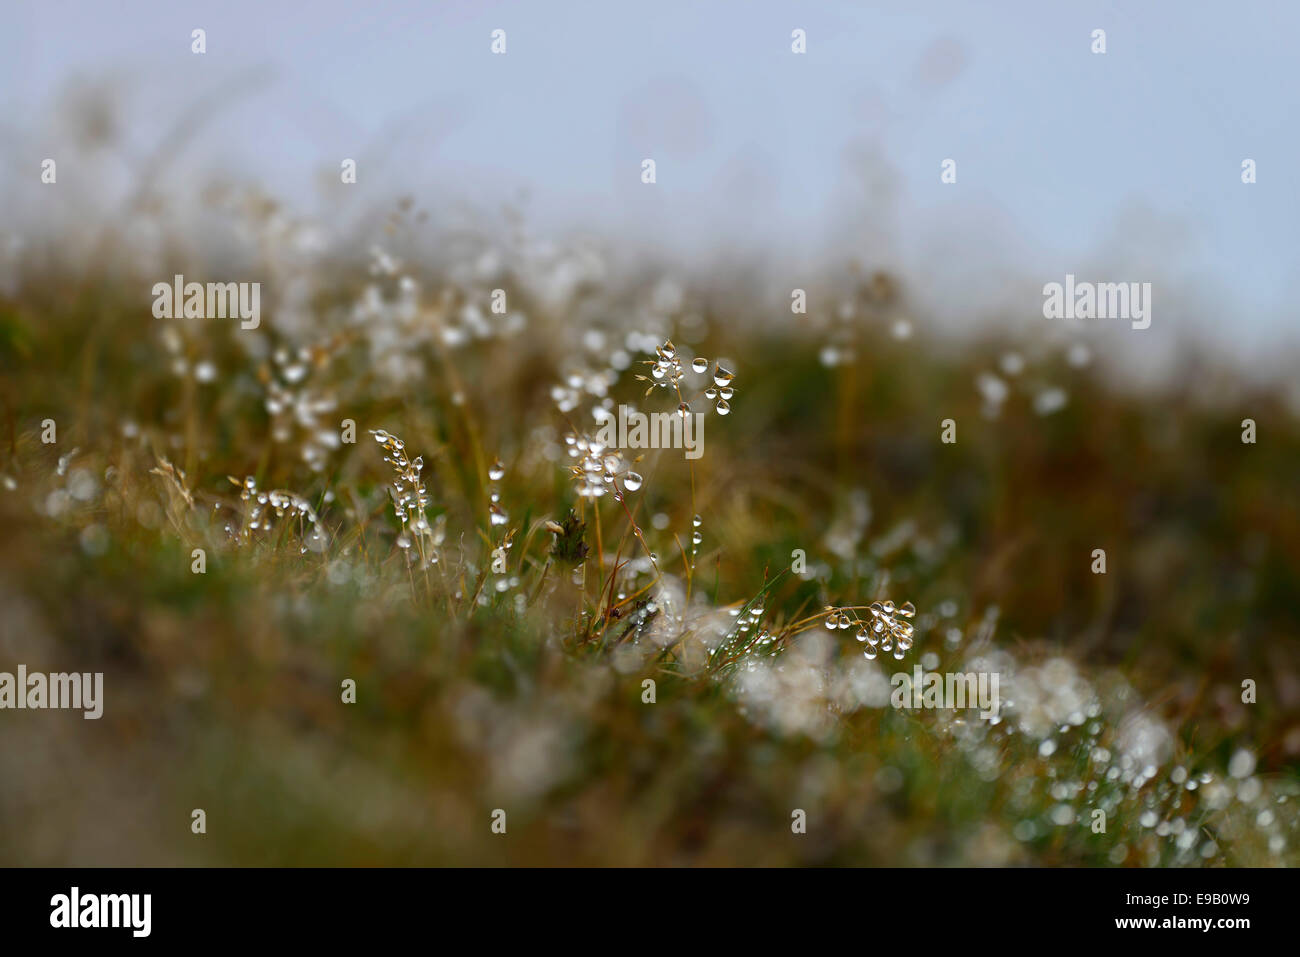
[0, 202, 1297, 866]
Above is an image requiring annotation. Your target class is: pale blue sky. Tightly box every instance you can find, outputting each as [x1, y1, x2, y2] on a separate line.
[3, 0, 1297, 358]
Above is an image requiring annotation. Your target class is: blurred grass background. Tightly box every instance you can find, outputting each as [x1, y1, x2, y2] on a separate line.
[0, 217, 1297, 865]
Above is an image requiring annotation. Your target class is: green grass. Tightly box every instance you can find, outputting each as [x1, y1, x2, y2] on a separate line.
[0, 230, 1296, 866]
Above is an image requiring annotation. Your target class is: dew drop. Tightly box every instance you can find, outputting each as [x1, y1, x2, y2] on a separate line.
[624, 471, 643, 491]
[692, 357, 708, 373]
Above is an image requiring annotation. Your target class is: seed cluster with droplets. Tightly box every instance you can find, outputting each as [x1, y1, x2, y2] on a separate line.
[826, 599, 917, 661]
[264, 346, 341, 473]
[487, 457, 517, 595]
[227, 475, 320, 547]
[563, 433, 642, 500]
[370, 429, 431, 533]
[488, 457, 509, 527]
[636, 340, 736, 417]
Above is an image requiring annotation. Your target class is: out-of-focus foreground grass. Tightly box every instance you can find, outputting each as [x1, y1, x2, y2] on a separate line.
[0, 200, 1297, 866]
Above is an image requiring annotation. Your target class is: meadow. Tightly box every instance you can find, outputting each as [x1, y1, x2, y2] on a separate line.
[0, 192, 1296, 866]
